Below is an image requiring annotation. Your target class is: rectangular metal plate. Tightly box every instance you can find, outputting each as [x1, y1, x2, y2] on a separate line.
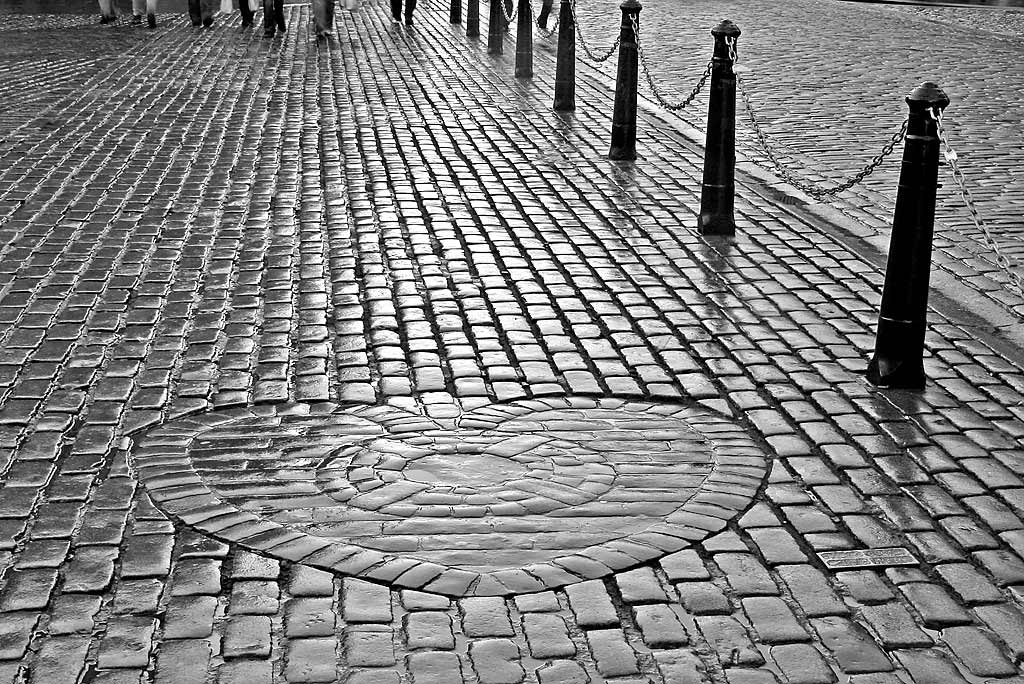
[818, 547, 919, 570]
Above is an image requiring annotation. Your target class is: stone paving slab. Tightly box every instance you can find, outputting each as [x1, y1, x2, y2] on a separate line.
[0, 2, 1023, 684]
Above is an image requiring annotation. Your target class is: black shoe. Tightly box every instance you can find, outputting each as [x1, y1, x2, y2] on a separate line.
[131, 13, 142, 23]
[405, 16, 413, 25]
[392, 13, 402, 21]
[147, 12, 157, 27]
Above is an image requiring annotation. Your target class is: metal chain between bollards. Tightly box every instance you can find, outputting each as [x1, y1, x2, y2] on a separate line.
[935, 111, 1024, 299]
[631, 15, 711, 112]
[536, 14, 559, 38]
[501, 0, 517, 24]
[570, 0, 619, 63]
[728, 39, 908, 200]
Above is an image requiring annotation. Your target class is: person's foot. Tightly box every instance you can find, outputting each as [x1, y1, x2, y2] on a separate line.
[147, 12, 156, 27]
[203, 15, 214, 26]
[99, 14, 115, 23]
[392, 13, 402, 21]
[536, 16, 547, 29]
[404, 15, 413, 25]
[241, 17, 253, 27]
[131, 13, 142, 23]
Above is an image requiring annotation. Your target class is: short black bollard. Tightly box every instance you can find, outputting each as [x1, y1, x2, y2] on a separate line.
[467, 0, 480, 36]
[553, 0, 575, 111]
[515, 0, 533, 77]
[488, 0, 504, 53]
[451, 0, 462, 23]
[608, 0, 641, 160]
[697, 20, 741, 235]
[867, 82, 950, 389]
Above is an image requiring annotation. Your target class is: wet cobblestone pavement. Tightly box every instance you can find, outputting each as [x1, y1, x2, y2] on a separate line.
[571, 0, 1024, 320]
[2, 2, 1024, 683]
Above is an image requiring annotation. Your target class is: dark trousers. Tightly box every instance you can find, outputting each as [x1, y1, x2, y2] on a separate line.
[390, 0, 416, 21]
[536, 0, 553, 28]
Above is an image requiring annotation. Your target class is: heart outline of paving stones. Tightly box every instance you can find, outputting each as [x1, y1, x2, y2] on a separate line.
[129, 396, 768, 596]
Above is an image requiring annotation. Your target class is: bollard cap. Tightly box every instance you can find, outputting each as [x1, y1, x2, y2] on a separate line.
[711, 19, 740, 38]
[906, 82, 950, 111]
[619, 0, 641, 10]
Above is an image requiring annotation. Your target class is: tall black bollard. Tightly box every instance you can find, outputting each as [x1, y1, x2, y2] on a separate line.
[515, 0, 533, 77]
[867, 82, 950, 389]
[553, 0, 575, 111]
[608, 0, 641, 160]
[467, 0, 480, 36]
[697, 20, 741, 235]
[451, 0, 462, 23]
[488, 0, 504, 53]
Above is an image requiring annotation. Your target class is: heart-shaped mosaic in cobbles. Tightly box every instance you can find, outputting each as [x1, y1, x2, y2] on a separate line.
[130, 397, 768, 596]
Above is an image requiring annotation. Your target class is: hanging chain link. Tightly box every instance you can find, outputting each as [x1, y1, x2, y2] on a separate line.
[570, 0, 620, 63]
[528, 0, 559, 37]
[729, 39, 907, 200]
[632, 15, 711, 112]
[501, 0, 517, 24]
[536, 15, 559, 38]
[934, 111, 1024, 299]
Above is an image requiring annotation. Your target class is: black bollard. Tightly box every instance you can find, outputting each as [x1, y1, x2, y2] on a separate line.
[515, 0, 533, 77]
[608, 0, 641, 160]
[467, 0, 479, 36]
[553, 0, 575, 111]
[488, 0, 504, 53]
[867, 82, 950, 389]
[451, 0, 462, 23]
[697, 20, 741, 235]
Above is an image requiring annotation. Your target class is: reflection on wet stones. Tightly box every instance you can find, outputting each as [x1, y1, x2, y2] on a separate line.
[131, 397, 769, 596]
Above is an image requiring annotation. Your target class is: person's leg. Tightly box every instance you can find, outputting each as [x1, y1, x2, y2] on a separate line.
[131, 0, 144, 22]
[146, 0, 157, 26]
[263, 0, 275, 34]
[274, 0, 285, 31]
[98, 0, 117, 23]
[405, 0, 415, 24]
[239, 0, 254, 26]
[390, 0, 402, 21]
[536, 0, 552, 29]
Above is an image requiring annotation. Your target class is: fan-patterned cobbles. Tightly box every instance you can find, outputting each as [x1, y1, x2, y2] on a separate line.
[131, 397, 767, 595]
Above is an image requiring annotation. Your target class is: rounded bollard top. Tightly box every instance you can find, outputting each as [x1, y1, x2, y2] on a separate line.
[906, 81, 950, 111]
[619, 0, 642, 11]
[711, 19, 740, 38]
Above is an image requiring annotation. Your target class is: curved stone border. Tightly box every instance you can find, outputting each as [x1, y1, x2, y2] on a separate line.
[129, 397, 769, 597]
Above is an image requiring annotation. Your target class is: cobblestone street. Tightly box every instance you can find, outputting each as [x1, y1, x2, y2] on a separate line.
[2, 1, 1024, 683]
[571, 0, 1024, 319]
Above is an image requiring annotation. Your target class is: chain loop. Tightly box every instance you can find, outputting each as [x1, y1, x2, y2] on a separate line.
[528, 0, 558, 37]
[632, 15, 710, 111]
[935, 112, 1024, 299]
[730, 38, 907, 199]
[536, 15, 559, 38]
[570, 0, 620, 63]
[500, 0, 517, 24]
